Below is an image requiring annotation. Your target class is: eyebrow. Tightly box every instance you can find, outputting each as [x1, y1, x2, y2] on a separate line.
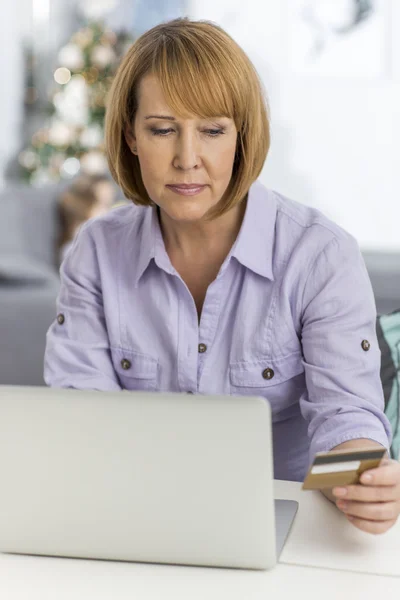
[144, 115, 176, 120]
[143, 115, 229, 121]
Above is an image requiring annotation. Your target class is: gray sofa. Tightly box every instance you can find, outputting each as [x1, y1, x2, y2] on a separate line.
[0, 182, 65, 385]
[0, 183, 399, 386]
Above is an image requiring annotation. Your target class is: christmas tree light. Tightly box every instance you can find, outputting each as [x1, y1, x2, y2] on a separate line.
[18, 19, 133, 186]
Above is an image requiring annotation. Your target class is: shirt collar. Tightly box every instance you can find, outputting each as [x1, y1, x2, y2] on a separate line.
[133, 180, 276, 286]
[231, 180, 276, 281]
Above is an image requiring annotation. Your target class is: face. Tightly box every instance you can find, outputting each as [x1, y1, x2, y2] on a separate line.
[125, 74, 238, 223]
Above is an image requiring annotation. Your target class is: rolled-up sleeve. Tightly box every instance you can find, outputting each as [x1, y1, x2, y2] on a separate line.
[299, 233, 392, 462]
[44, 223, 121, 391]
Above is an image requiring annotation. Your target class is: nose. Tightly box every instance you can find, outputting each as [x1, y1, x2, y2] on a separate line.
[173, 129, 200, 170]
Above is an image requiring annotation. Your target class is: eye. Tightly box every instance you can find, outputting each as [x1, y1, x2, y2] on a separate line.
[149, 127, 226, 138]
[150, 128, 174, 136]
[203, 129, 225, 138]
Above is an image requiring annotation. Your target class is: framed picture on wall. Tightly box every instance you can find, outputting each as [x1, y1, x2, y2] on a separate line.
[286, 0, 390, 78]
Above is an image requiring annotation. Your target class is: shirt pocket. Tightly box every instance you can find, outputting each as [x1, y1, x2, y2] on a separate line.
[111, 348, 159, 391]
[229, 353, 304, 415]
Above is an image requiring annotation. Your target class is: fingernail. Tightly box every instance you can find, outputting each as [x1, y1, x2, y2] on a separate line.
[334, 487, 347, 497]
[362, 473, 372, 483]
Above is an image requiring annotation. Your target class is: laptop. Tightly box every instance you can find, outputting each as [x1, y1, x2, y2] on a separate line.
[0, 385, 298, 570]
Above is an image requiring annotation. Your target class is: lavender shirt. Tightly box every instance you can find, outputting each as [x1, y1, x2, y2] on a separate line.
[44, 180, 392, 481]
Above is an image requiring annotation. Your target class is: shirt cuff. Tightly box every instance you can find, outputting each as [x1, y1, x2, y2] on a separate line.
[309, 430, 391, 465]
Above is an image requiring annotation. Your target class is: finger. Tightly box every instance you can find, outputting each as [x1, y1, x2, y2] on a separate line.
[345, 514, 398, 535]
[358, 460, 400, 487]
[333, 483, 398, 503]
[336, 499, 399, 522]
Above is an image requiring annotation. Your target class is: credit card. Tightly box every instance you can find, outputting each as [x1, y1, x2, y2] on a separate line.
[302, 446, 386, 490]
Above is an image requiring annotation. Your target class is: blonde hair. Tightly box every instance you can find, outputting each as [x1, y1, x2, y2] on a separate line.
[105, 17, 270, 218]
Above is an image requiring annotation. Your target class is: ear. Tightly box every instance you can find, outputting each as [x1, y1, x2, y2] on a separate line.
[124, 126, 137, 155]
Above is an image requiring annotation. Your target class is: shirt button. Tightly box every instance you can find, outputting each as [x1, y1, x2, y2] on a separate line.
[262, 368, 274, 380]
[121, 359, 131, 370]
[361, 340, 370, 351]
[198, 343, 207, 353]
[57, 313, 65, 325]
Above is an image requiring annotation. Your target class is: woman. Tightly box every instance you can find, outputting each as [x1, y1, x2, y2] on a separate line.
[44, 18, 400, 534]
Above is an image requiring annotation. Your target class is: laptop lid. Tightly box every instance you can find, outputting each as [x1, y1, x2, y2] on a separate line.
[0, 386, 276, 570]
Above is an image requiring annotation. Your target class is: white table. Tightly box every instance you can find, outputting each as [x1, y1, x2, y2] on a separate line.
[1, 481, 399, 600]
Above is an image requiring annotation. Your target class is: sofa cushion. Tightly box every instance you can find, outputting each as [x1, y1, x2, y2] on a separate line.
[0, 182, 69, 268]
[0, 254, 58, 284]
[0, 281, 60, 385]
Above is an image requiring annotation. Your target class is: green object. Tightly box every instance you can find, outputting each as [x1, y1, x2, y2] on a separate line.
[377, 309, 400, 460]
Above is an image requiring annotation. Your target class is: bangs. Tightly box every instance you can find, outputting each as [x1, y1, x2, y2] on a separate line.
[151, 31, 242, 127]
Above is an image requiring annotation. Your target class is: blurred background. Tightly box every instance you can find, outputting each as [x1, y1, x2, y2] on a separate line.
[1, 0, 399, 386]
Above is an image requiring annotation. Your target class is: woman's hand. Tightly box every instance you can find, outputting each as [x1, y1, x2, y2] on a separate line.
[332, 458, 400, 534]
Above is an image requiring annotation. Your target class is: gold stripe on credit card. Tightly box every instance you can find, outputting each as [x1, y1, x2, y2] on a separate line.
[302, 447, 386, 490]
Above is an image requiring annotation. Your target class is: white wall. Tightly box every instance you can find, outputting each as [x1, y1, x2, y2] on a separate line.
[188, 1, 400, 251]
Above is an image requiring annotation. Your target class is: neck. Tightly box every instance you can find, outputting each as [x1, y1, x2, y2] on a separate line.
[159, 199, 247, 263]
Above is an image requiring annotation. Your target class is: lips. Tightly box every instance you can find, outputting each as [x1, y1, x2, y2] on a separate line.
[166, 184, 207, 196]
[167, 184, 206, 189]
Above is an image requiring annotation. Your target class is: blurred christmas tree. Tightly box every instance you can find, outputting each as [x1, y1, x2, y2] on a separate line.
[18, 20, 133, 186]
